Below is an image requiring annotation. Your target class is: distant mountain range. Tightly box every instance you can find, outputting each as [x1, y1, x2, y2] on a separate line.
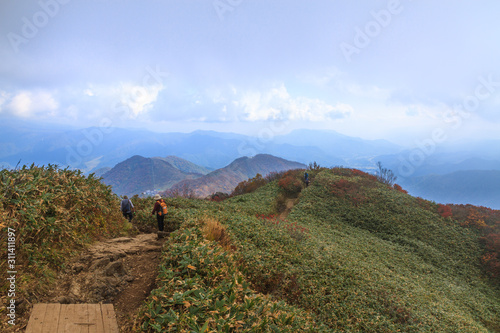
[2, 119, 499, 209]
[378, 141, 500, 178]
[101, 154, 305, 197]
[0, 120, 401, 172]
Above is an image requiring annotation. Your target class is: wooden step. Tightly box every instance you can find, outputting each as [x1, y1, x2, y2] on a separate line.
[26, 303, 119, 333]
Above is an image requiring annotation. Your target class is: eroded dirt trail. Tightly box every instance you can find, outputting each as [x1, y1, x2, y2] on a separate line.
[279, 198, 299, 220]
[44, 233, 167, 332]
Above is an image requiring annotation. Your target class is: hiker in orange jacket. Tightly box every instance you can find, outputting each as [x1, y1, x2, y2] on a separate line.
[151, 194, 166, 231]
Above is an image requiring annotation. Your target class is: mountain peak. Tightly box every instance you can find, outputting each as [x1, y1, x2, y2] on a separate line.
[170, 154, 306, 197]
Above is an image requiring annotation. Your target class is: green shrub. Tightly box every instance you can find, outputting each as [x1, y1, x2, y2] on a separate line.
[0, 165, 126, 298]
[137, 224, 327, 332]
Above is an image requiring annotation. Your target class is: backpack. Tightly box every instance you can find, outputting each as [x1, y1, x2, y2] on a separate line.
[122, 199, 131, 213]
[158, 200, 168, 216]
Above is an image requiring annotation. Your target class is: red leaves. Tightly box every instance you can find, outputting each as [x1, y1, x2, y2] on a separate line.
[448, 204, 500, 281]
[278, 172, 303, 196]
[481, 233, 500, 280]
[437, 204, 452, 218]
[330, 179, 366, 206]
[393, 184, 408, 194]
[231, 173, 267, 196]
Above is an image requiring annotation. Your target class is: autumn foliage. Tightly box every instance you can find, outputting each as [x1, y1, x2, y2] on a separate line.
[231, 172, 285, 197]
[231, 173, 267, 196]
[278, 170, 303, 196]
[207, 192, 230, 202]
[437, 204, 452, 218]
[330, 179, 367, 206]
[393, 184, 408, 194]
[330, 167, 377, 181]
[449, 204, 500, 281]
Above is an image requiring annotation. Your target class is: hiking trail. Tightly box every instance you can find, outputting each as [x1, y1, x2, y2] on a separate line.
[41, 233, 167, 332]
[279, 198, 299, 220]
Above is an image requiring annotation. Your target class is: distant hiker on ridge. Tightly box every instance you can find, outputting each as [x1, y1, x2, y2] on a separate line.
[152, 194, 167, 232]
[120, 195, 134, 222]
[304, 172, 310, 187]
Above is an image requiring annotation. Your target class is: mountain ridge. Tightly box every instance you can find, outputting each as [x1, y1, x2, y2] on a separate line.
[2, 121, 500, 208]
[170, 153, 306, 198]
[101, 155, 204, 196]
[0, 124, 401, 172]
[101, 153, 305, 197]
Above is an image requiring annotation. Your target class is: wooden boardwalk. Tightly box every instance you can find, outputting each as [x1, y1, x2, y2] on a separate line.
[26, 303, 119, 333]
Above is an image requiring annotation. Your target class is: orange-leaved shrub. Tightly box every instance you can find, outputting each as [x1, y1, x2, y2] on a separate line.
[330, 178, 367, 206]
[393, 184, 408, 194]
[437, 204, 453, 218]
[278, 170, 303, 196]
[231, 173, 267, 196]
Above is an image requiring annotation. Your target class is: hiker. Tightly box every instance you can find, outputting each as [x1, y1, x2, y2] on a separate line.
[120, 195, 134, 222]
[304, 172, 310, 187]
[151, 194, 167, 231]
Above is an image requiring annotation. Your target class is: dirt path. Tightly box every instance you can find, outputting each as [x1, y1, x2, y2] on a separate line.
[279, 198, 299, 220]
[42, 233, 167, 332]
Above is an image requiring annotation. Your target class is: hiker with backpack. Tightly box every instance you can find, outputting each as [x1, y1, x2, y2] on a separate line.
[120, 195, 134, 222]
[151, 194, 167, 231]
[304, 172, 310, 187]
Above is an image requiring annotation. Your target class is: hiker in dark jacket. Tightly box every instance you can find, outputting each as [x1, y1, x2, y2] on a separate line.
[151, 194, 165, 231]
[120, 195, 134, 222]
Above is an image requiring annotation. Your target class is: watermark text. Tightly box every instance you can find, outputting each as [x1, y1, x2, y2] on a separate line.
[6, 227, 17, 326]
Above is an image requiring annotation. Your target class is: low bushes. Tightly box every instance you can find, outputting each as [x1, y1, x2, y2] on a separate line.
[277, 170, 303, 197]
[137, 220, 327, 332]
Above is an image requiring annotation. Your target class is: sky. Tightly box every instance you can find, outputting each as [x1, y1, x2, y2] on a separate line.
[1, 0, 500, 146]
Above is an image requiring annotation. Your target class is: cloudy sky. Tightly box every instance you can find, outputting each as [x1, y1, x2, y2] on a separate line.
[1, 0, 499, 145]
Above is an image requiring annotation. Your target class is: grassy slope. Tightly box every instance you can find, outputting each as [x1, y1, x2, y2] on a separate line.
[292, 171, 498, 331]
[190, 169, 500, 332]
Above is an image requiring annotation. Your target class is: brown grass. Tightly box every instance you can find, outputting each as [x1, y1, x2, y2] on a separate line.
[200, 216, 232, 250]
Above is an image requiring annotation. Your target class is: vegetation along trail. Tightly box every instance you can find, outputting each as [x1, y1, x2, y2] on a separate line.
[2, 165, 499, 332]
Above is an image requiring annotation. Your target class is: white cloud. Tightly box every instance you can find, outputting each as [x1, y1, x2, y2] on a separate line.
[113, 83, 163, 118]
[6, 90, 59, 118]
[76, 82, 165, 122]
[233, 84, 352, 122]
